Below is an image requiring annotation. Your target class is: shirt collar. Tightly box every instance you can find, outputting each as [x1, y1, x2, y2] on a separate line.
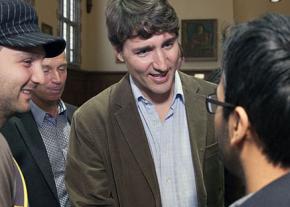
[229, 193, 254, 207]
[130, 71, 184, 104]
[30, 100, 67, 126]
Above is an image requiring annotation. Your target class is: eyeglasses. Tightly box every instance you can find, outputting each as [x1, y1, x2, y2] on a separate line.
[205, 93, 235, 114]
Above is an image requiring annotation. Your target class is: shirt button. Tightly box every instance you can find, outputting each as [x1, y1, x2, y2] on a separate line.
[166, 178, 171, 183]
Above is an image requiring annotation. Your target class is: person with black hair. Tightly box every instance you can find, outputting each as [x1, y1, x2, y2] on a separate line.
[206, 13, 290, 207]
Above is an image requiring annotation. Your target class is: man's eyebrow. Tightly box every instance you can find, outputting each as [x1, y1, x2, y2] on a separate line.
[132, 45, 153, 52]
[164, 36, 178, 43]
[58, 63, 68, 68]
[42, 64, 52, 68]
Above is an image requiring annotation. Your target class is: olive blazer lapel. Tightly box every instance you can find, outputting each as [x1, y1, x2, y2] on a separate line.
[180, 71, 211, 206]
[109, 72, 213, 206]
[110, 74, 161, 203]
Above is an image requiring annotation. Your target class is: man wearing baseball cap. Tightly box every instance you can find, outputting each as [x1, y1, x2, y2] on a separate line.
[0, 0, 66, 206]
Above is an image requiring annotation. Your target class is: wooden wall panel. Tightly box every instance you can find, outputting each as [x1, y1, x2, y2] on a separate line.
[63, 69, 214, 106]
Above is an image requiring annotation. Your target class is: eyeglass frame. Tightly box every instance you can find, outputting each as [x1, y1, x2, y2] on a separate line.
[205, 93, 235, 114]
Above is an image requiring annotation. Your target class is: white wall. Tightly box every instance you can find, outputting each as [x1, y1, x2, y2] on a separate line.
[34, 0, 290, 72]
[35, 0, 59, 36]
[234, 0, 290, 23]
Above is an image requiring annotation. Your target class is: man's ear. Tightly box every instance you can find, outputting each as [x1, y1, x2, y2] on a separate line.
[114, 48, 124, 62]
[228, 106, 250, 147]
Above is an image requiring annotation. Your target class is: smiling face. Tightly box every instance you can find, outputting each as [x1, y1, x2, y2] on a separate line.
[0, 46, 44, 118]
[117, 32, 181, 103]
[32, 52, 67, 108]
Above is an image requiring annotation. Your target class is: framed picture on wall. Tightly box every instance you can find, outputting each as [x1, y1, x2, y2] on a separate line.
[41, 23, 53, 35]
[181, 19, 217, 61]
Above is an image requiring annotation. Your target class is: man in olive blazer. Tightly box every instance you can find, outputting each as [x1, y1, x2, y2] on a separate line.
[65, 72, 224, 207]
[1, 104, 76, 207]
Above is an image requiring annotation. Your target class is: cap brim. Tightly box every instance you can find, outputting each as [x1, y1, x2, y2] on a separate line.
[0, 32, 66, 58]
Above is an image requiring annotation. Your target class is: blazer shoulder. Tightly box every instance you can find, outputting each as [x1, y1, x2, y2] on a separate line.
[65, 103, 77, 112]
[0, 112, 35, 150]
[179, 71, 216, 95]
[76, 74, 130, 115]
[64, 103, 78, 122]
[73, 81, 120, 124]
[1, 112, 32, 129]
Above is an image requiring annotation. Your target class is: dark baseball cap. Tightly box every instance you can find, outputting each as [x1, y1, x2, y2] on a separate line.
[0, 0, 66, 58]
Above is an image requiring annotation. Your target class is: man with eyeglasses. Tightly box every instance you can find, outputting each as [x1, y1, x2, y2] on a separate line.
[207, 13, 290, 207]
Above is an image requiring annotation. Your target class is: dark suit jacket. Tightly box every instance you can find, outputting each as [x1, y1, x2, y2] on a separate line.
[1, 103, 76, 207]
[65, 72, 224, 207]
[238, 172, 290, 207]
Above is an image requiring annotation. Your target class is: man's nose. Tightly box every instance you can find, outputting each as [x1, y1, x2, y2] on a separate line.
[152, 49, 167, 71]
[31, 62, 44, 84]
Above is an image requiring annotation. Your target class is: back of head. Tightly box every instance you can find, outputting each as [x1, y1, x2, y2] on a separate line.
[105, 0, 179, 52]
[222, 13, 290, 167]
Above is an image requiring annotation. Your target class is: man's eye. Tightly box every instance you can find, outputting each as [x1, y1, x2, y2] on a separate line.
[42, 66, 50, 73]
[163, 41, 174, 49]
[58, 66, 67, 72]
[136, 49, 150, 57]
[23, 59, 32, 67]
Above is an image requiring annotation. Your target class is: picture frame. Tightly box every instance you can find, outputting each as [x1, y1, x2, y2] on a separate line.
[181, 19, 217, 61]
[41, 23, 53, 35]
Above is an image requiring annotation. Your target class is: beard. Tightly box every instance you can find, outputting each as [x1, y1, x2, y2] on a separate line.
[0, 98, 16, 126]
[216, 119, 245, 181]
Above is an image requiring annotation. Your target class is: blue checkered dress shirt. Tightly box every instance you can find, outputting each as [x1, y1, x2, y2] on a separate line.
[130, 72, 198, 207]
[30, 100, 71, 207]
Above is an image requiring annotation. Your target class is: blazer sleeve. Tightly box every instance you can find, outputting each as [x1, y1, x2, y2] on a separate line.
[197, 79, 224, 207]
[65, 89, 116, 206]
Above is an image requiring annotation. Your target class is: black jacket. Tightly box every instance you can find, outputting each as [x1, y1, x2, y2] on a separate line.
[1, 103, 76, 207]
